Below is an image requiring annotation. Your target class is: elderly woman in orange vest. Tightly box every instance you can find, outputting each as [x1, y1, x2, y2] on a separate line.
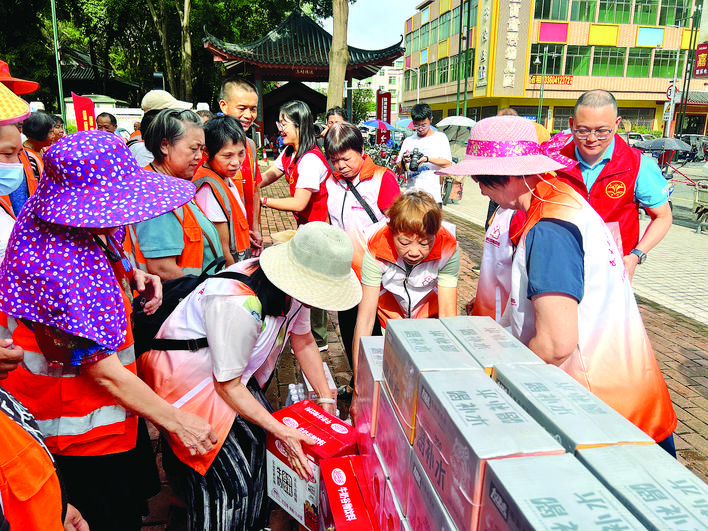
[128, 109, 224, 281]
[351, 191, 459, 376]
[192, 114, 251, 265]
[0, 131, 217, 531]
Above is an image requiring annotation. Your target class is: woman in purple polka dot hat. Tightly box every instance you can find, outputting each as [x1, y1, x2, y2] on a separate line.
[0, 130, 218, 531]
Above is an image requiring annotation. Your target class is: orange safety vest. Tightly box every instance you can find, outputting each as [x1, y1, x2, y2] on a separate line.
[0, 290, 139, 457]
[126, 202, 212, 276]
[236, 139, 258, 228]
[0, 195, 14, 218]
[367, 224, 457, 328]
[19, 149, 39, 195]
[0, 407, 64, 531]
[193, 166, 250, 257]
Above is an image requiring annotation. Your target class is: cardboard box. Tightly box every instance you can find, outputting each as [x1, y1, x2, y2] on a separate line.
[414, 370, 564, 531]
[353, 336, 386, 438]
[267, 401, 357, 530]
[353, 336, 385, 462]
[406, 451, 457, 531]
[375, 385, 412, 511]
[441, 315, 544, 374]
[381, 477, 409, 531]
[577, 444, 708, 530]
[479, 454, 646, 530]
[300, 361, 337, 401]
[382, 318, 483, 443]
[319, 455, 379, 531]
[359, 442, 388, 527]
[492, 363, 654, 452]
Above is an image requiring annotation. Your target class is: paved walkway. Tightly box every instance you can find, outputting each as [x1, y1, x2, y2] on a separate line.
[143, 170, 708, 528]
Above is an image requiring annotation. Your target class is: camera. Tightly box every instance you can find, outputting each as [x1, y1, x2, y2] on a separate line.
[313, 122, 326, 136]
[408, 148, 423, 172]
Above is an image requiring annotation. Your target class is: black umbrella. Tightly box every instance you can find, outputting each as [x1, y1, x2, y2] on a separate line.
[634, 137, 692, 151]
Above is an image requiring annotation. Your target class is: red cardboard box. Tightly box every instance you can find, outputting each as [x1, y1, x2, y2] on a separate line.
[319, 455, 379, 531]
[381, 478, 410, 531]
[267, 401, 357, 530]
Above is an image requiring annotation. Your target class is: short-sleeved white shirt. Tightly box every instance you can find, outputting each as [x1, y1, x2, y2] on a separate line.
[396, 131, 452, 203]
[275, 151, 329, 192]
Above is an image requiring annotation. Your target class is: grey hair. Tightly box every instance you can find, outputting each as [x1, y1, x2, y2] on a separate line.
[144, 109, 203, 162]
[574, 89, 618, 117]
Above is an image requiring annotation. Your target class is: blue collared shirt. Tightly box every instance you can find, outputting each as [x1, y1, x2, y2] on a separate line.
[574, 138, 670, 209]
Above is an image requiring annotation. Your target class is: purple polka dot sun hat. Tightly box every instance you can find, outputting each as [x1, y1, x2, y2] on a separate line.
[32, 130, 196, 228]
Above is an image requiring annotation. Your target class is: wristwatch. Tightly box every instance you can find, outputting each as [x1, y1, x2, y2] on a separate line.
[629, 248, 647, 264]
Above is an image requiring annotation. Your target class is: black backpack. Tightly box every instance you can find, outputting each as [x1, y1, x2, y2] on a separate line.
[132, 259, 253, 355]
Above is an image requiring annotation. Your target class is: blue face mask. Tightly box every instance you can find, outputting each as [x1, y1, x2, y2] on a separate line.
[0, 162, 25, 195]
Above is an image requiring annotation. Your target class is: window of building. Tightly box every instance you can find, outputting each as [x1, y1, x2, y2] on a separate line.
[570, 0, 596, 22]
[565, 45, 592, 75]
[390, 89, 397, 96]
[422, 6, 430, 24]
[405, 33, 412, 52]
[412, 29, 419, 52]
[534, 0, 569, 20]
[430, 17, 438, 44]
[419, 64, 429, 88]
[469, 0, 479, 27]
[451, 6, 461, 36]
[438, 57, 449, 84]
[388, 76, 397, 85]
[592, 46, 626, 76]
[395, 60, 404, 68]
[634, 0, 659, 25]
[420, 23, 429, 49]
[404, 70, 412, 91]
[530, 44, 564, 75]
[449, 55, 459, 82]
[462, 50, 475, 79]
[553, 107, 574, 132]
[626, 48, 652, 77]
[440, 11, 451, 39]
[659, 0, 690, 27]
[379, 70, 386, 77]
[619, 108, 655, 128]
[428, 61, 437, 87]
[652, 49, 685, 78]
[598, 0, 631, 23]
[513, 106, 549, 122]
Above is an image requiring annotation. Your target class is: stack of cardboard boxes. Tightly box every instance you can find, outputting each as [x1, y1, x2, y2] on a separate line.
[268, 316, 708, 530]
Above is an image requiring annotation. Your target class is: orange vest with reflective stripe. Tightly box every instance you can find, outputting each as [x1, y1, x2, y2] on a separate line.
[0, 409, 64, 531]
[367, 225, 457, 328]
[19, 149, 39, 195]
[126, 202, 210, 276]
[0, 291, 139, 457]
[193, 166, 250, 256]
[236, 139, 258, 227]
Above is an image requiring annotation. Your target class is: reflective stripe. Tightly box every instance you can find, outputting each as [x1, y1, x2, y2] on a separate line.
[22, 345, 136, 377]
[36, 405, 127, 438]
[173, 376, 212, 408]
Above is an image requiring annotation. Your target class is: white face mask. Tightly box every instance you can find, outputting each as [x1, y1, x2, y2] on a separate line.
[0, 162, 25, 195]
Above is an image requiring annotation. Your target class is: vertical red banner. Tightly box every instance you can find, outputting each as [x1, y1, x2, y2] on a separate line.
[72, 92, 96, 131]
[376, 90, 391, 144]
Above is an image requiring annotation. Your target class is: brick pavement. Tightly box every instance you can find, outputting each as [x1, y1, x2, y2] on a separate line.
[143, 172, 708, 528]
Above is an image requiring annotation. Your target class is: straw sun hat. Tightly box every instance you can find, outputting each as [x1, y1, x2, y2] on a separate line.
[259, 222, 362, 312]
[439, 116, 575, 177]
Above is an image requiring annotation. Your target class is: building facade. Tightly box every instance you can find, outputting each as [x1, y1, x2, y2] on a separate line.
[402, 0, 706, 134]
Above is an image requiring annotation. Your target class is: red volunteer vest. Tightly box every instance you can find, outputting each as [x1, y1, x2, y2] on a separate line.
[557, 136, 642, 256]
[280, 145, 330, 226]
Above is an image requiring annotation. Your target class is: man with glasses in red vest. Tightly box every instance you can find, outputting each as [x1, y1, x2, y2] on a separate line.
[557, 89, 673, 281]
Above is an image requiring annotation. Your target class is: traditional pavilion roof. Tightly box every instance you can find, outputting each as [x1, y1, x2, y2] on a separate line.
[203, 7, 404, 81]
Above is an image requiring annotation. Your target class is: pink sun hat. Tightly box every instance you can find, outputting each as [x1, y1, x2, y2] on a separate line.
[438, 116, 576, 176]
[33, 130, 195, 228]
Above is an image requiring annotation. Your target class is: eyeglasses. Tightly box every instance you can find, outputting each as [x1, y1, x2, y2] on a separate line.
[412, 122, 430, 130]
[276, 120, 294, 132]
[573, 128, 614, 140]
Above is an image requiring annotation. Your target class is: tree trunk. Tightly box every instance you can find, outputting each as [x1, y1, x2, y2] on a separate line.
[327, 0, 350, 110]
[145, 0, 176, 95]
[175, 0, 193, 101]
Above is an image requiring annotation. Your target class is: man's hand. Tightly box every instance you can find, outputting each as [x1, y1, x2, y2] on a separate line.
[0, 338, 23, 380]
[133, 269, 163, 315]
[623, 253, 640, 282]
[465, 297, 475, 316]
[64, 504, 90, 531]
[249, 229, 263, 257]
